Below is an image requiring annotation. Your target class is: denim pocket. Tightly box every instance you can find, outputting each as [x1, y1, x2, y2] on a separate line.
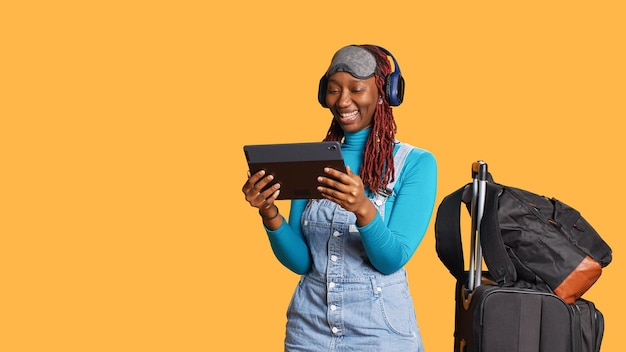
[377, 283, 417, 337]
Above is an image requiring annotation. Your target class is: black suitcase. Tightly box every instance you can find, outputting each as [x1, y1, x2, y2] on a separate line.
[453, 281, 604, 352]
[436, 161, 605, 352]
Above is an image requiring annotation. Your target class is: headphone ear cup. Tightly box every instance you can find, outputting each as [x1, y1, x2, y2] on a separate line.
[385, 72, 404, 106]
[318, 76, 328, 107]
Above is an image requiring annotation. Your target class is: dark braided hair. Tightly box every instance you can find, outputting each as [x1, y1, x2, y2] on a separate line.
[323, 45, 397, 194]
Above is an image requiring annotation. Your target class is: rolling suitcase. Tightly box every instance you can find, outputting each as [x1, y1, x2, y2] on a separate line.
[435, 161, 605, 352]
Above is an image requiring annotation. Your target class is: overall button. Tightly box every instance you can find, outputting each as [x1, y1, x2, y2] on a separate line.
[329, 282, 336, 289]
[330, 304, 337, 311]
[331, 327, 340, 334]
[330, 255, 338, 262]
[332, 231, 341, 237]
[375, 199, 383, 206]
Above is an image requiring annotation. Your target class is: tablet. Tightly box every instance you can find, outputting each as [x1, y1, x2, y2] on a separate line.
[243, 141, 346, 199]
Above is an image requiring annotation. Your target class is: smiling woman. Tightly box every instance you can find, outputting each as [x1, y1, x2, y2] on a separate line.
[320, 45, 405, 196]
[324, 71, 378, 133]
[241, 44, 437, 352]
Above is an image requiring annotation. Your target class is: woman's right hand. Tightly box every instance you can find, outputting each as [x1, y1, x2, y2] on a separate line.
[242, 170, 281, 211]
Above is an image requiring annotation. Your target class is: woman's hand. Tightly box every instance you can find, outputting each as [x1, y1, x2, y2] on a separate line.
[242, 170, 282, 227]
[242, 169, 281, 208]
[317, 166, 377, 226]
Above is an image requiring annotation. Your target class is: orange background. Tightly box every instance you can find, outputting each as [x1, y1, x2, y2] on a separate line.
[2, 1, 625, 351]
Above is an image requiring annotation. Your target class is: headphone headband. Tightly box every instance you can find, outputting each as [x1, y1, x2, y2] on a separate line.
[318, 45, 405, 107]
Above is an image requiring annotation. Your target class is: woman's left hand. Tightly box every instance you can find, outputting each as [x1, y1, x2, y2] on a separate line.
[317, 166, 377, 225]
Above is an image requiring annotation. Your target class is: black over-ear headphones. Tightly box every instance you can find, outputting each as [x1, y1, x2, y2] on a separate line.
[318, 45, 405, 107]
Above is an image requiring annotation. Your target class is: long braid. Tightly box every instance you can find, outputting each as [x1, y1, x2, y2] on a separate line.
[323, 45, 397, 193]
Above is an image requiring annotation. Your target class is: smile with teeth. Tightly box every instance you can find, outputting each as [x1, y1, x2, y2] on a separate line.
[339, 110, 359, 122]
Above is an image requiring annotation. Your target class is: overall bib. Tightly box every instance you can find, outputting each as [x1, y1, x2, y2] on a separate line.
[284, 144, 424, 352]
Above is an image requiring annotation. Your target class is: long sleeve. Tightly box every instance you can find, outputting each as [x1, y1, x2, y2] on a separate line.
[265, 199, 312, 274]
[358, 148, 438, 274]
[262, 129, 437, 276]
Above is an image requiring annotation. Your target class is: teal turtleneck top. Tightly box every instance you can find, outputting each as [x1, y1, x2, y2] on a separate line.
[265, 129, 438, 275]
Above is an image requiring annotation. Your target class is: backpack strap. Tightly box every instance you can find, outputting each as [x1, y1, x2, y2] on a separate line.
[434, 184, 468, 282]
[435, 181, 517, 286]
[479, 182, 518, 286]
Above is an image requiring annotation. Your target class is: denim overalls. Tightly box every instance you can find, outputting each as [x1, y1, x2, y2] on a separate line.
[284, 144, 424, 352]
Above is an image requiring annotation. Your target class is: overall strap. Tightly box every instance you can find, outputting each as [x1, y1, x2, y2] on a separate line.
[378, 142, 413, 197]
[372, 143, 414, 220]
[387, 143, 413, 192]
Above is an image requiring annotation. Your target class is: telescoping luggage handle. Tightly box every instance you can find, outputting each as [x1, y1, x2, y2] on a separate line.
[467, 160, 488, 292]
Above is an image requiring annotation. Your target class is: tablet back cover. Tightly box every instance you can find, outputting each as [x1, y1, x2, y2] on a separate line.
[243, 141, 345, 199]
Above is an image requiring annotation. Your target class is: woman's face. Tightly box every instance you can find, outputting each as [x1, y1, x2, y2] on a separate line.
[324, 72, 379, 133]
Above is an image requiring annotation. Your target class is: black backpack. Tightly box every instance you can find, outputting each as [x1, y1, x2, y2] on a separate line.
[435, 173, 612, 303]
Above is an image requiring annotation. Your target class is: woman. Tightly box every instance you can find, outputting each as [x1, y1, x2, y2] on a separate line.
[242, 44, 437, 351]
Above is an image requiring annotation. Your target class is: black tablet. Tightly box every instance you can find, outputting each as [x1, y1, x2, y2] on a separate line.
[243, 141, 346, 199]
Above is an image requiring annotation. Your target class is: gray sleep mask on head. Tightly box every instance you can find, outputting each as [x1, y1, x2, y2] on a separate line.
[324, 45, 377, 79]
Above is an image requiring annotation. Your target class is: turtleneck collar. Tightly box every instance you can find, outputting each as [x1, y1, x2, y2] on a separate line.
[342, 128, 371, 150]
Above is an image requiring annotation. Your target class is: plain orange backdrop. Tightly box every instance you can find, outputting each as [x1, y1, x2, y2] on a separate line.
[2, 1, 625, 351]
